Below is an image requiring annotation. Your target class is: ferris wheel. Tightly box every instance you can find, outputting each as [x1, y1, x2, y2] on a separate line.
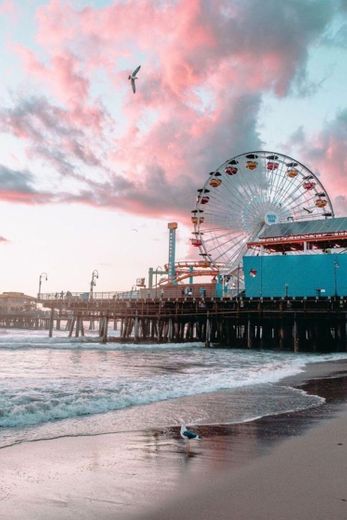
[191, 151, 334, 274]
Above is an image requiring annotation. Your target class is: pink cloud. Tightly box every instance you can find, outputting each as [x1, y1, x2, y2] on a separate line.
[15, 44, 91, 108]
[0, 190, 51, 204]
[290, 109, 347, 215]
[0, 0, 16, 19]
[1, 0, 344, 222]
[0, 164, 55, 206]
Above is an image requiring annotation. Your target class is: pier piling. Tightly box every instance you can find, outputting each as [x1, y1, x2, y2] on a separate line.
[5, 295, 346, 352]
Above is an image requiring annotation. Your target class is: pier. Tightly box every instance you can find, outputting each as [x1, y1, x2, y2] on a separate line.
[32, 293, 347, 352]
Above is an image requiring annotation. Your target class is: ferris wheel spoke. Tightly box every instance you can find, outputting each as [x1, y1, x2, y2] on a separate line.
[286, 193, 324, 216]
[204, 233, 249, 250]
[204, 180, 254, 210]
[207, 176, 265, 216]
[283, 190, 318, 214]
[206, 190, 250, 216]
[214, 235, 249, 264]
[193, 151, 334, 274]
[212, 234, 248, 260]
[279, 190, 310, 217]
[279, 162, 324, 209]
[266, 154, 282, 203]
[271, 168, 296, 208]
[205, 231, 248, 255]
[226, 245, 249, 268]
[215, 156, 265, 204]
[215, 156, 270, 210]
[278, 181, 309, 211]
[275, 174, 305, 212]
[267, 154, 283, 202]
[274, 162, 308, 206]
[198, 223, 244, 234]
[268, 158, 288, 207]
[274, 159, 305, 209]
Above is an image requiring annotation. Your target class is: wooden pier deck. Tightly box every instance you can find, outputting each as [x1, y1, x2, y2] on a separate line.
[32, 294, 347, 352]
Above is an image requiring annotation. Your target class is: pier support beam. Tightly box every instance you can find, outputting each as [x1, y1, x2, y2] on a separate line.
[134, 314, 139, 342]
[68, 318, 76, 338]
[293, 316, 299, 352]
[48, 308, 54, 338]
[100, 317, 109, 343]
[168, 318, 173, 342]
[205, 313, 211, 348]
[247, 317, 254, 349]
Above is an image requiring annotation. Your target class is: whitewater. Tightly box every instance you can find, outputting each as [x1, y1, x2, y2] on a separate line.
[0, 329, 346, 449]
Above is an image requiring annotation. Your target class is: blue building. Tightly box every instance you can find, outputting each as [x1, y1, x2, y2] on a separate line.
[244, 253, 347, 298]
[244, 217, 347, 298]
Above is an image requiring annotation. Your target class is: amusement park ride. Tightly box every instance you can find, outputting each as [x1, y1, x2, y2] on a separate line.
[34, 151, 347, 348]
[148, 150, 343, 295]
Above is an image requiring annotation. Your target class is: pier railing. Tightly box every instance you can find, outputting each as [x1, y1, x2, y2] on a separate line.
[38, 291, 141, 301]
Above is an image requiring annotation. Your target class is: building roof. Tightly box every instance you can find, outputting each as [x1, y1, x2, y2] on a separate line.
[259, 217, 347, 239]
[0, 292, 36, 301]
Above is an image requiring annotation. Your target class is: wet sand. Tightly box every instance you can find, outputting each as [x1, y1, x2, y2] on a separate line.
[1, 359, 347, 520]
[136, 361, 347, 520]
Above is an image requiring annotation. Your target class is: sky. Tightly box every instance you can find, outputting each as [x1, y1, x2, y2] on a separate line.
[0, 0, 346, 295]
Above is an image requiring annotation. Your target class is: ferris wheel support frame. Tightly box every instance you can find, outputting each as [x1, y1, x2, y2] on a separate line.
[191, 150, 335, 276]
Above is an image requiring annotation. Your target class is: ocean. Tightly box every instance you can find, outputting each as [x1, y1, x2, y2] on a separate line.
[0, 329, 345, 449]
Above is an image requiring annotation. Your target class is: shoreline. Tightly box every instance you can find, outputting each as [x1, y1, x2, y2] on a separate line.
[0, 358, 347, 519]
[134, 358, 347, 520]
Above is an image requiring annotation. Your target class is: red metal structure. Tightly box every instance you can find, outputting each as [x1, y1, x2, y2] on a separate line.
[247, 217, 347, 253]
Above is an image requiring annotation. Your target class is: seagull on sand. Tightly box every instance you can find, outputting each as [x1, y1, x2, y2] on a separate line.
[128, 65, 141, 93]
[180, 423, 200, 441]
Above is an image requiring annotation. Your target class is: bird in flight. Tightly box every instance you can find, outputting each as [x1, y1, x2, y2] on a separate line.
[128, 65, 141, 93]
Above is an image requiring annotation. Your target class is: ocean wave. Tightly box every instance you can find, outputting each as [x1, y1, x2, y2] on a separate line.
[0, 330, 346, 431]
[0, 357, 312, 428]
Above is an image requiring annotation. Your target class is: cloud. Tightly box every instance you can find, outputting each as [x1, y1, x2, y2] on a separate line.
[0, 0, 16, 19]
[288, 109, 347, 215]
[0, 164, 53, 204]
[0, 95, 108, 180]
[0, 236, 9, 244]
[1, 0, 344, 220]
[334, 196, 347, 214]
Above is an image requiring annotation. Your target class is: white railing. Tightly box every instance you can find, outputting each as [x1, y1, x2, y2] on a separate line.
[38, 290, 141, 301]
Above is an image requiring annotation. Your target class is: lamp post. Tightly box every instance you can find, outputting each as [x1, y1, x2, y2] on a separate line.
[38, 272, 48, 299]
[89, 269, 99, 331]
[90, 269, 99, 300]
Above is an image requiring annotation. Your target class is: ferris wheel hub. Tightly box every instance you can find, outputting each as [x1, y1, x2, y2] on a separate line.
[264, 212, 279, 225]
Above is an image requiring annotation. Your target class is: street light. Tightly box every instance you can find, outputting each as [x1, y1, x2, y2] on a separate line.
[38, 272, 48, 299]
[90, 269, 99, 299]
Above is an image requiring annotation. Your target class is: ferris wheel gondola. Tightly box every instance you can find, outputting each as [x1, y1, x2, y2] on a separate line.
[191, 151, 334, 274]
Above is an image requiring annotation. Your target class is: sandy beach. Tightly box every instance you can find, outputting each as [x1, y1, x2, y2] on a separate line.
[0, 359, 347, 520]
[137, 410, 347, 520]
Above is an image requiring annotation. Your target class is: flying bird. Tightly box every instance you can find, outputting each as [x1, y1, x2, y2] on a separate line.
[180, 423, 200, 441]
[303, 207, 313, 214]
[128, 65, 141, 93]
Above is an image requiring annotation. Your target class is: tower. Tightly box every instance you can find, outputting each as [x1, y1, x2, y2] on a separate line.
[168, 222, 178, 284]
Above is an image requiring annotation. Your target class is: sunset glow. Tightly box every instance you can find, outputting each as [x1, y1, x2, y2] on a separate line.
[0, 0, 346, 294]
